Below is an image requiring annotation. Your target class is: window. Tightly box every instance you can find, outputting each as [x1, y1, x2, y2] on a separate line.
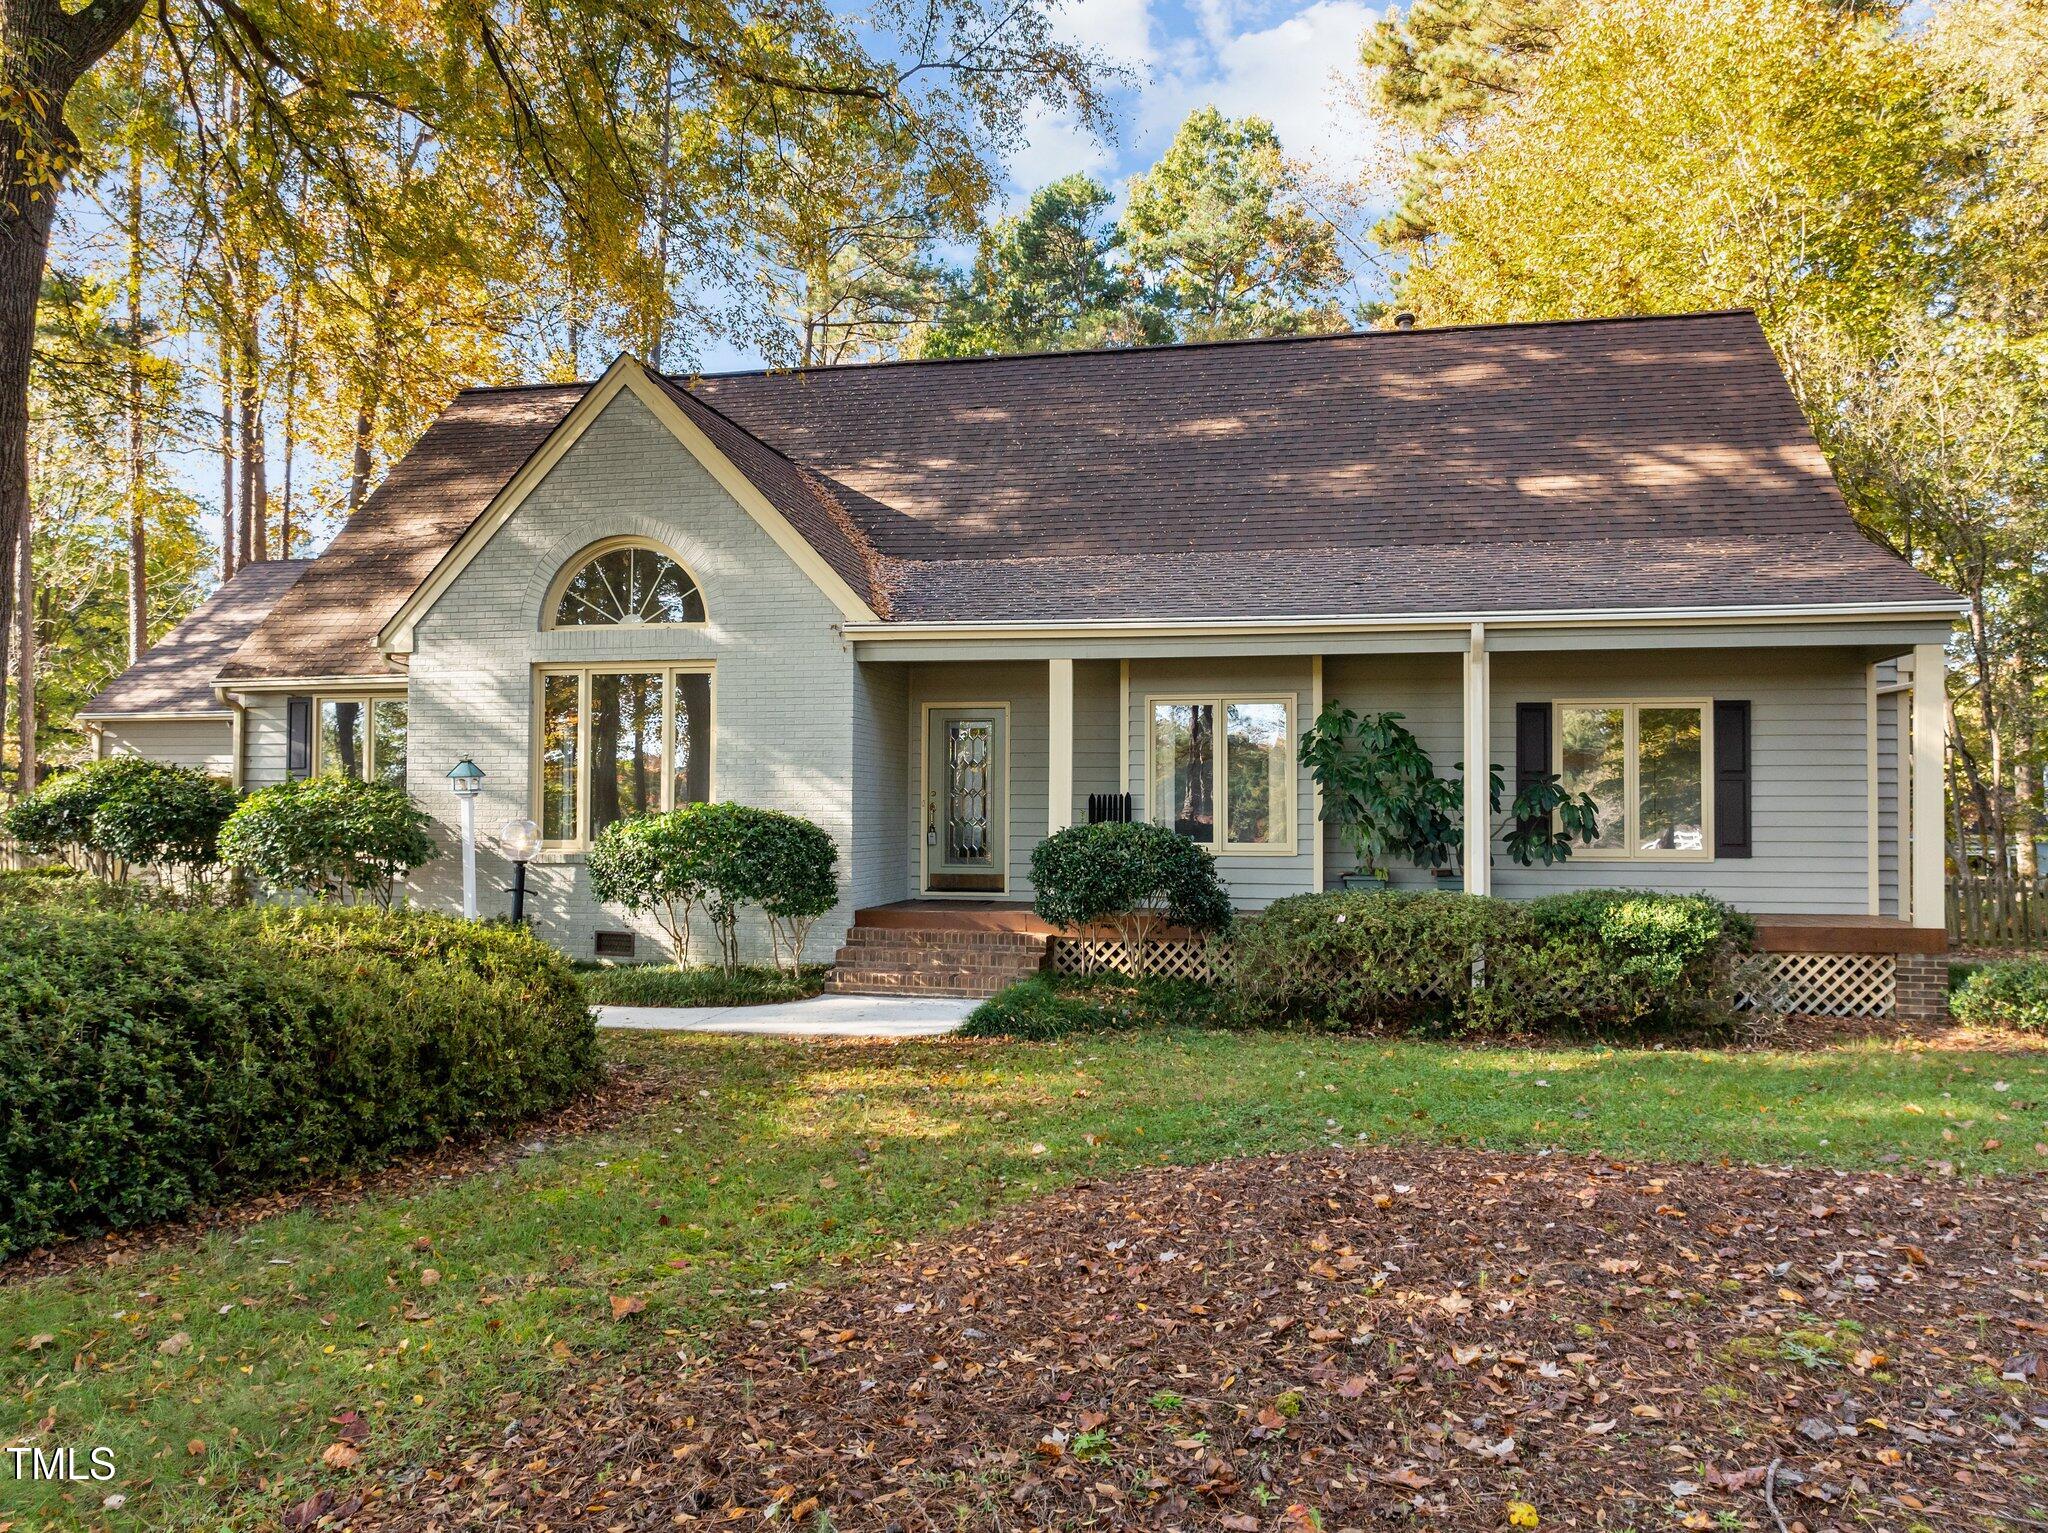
[1555, 701, 1710, 859]
[315, 695, 407, 784]
[1146, 695, 1295, 853]
[536, 666, 713, 847]
[547, 540, 705, 628]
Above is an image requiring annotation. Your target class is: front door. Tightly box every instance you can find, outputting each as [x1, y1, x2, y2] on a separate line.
[925, 706, 1007, 892]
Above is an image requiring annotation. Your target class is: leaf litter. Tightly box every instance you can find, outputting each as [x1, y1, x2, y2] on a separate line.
[340, 1148, 2045, 1530]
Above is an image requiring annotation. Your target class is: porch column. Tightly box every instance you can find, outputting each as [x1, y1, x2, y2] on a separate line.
[1462, 623, 1492, 896]
[1048, 657, 1075, 835]
[1909, 642, 1946, 930]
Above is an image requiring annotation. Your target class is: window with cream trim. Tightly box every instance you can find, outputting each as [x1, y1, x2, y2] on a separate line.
[1555, 700, 1711, 859]
[1146, 695, 1295, 853]
[314, 696, 407, 785]
[536, 666, 712, 848]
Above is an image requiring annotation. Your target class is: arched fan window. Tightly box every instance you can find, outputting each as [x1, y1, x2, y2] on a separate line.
[547, 540, 706, 628]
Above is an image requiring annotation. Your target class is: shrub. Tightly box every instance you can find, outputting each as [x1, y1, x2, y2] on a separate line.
[0, 903, 597, 1257]
[1524, 889, 1754, 1002]
[1949, 959, 2048, 1030]
[218, 775, 436, 905]
[588, 810, 713, 963]
[90, 763, 239, 879]
[961, 973, 1236, 1041]
[592, 802, 838, 974]
[1030, 822, 1233, 976]
[2, 756, 195, 878]
[1224, 889, 1750, 1036]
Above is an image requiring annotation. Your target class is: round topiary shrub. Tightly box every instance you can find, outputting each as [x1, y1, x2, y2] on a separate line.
[1030, 821, 1233, 976]
[588, 808, 715, 963]
[218, 775, 436, 906]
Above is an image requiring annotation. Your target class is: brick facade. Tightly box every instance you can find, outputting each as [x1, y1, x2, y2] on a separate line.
[401, 389, 882, 964]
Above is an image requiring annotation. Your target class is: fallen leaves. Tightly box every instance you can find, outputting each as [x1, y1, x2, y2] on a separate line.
[337, 1147, 2048, 1533]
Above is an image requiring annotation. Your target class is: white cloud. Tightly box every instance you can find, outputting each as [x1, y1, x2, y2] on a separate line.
[1137, 0, 1384, 177]
[1051, 0, 1156, 64]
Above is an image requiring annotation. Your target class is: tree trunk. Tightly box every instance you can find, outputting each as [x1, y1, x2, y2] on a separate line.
[237, 331, 264, 561]
[13, 501, 32, 794]
[2018, 727, 2039, 881]
[0, 0, 151, 651]
[347, 403, 375, 513]
[219, 333, 238, 579]
[124, 113, 146, 661]
[0, 190, 56, 680]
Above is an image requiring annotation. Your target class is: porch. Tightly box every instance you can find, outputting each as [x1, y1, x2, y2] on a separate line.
[841, 627, 1956, 1015]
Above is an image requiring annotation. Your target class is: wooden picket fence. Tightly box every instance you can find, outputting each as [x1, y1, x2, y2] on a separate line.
[1948, 870, 2048, 950]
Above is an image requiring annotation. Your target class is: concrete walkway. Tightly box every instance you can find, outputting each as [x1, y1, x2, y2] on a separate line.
[595, 992, 974, 1037]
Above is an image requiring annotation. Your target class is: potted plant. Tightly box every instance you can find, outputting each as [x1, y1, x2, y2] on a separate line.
[1500, 771, 1602, 865]
[1299, 705, 1455, 890]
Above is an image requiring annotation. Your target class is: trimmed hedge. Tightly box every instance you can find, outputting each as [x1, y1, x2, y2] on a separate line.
[0, 903, 598, 1258]
[1949, 959, 2048, 1030]
[578, 962, 828, 1008]
[1225, 889, 1752, 1036]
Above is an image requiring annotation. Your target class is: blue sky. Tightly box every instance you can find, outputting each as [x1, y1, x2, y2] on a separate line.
[696, 0, 1389, 370]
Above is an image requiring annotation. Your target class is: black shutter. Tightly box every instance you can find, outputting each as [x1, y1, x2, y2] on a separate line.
[1713, 700, 1751, 859]
[1513, 702, 1550, 826]
[286, 695, 312, 779]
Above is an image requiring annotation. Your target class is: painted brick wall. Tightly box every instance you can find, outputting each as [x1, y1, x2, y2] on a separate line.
[402, 389, 864, 963]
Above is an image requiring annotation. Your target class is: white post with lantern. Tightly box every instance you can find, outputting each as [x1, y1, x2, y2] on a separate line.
[447, 757, 486, 920]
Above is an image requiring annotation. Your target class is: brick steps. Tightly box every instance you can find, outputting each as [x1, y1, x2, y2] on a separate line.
[827, 925, 1048, 999]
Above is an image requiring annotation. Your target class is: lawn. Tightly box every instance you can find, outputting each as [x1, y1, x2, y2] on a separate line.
[3, 1028, 2044, 1529]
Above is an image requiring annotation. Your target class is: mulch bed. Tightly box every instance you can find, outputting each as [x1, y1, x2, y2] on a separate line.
[340, 1149, 2047, 1532]
[0, 1062, 666, 1286]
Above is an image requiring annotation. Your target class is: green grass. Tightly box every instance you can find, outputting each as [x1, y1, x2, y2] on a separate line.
[575, 961, 827, 1007]
[4, 1028, 2044, 1530]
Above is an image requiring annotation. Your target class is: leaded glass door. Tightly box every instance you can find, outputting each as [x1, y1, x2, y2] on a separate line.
[925, 706, 1007, 892]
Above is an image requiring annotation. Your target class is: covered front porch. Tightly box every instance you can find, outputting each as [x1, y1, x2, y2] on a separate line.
[840, 619, 1955, 1015]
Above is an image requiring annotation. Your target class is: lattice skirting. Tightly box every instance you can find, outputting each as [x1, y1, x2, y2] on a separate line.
[1049, 937, 1216, 983]
[1736, 952, 1896, 1018]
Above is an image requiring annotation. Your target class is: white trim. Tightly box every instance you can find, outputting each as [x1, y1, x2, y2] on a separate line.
[1462, 624, 1491, 895]
[76, 709, 234, 723]
[1118, 660, 1131, 800]
[380, 357, 878, 654]
[1310, 654, 1325, 894]
[218, 675, 404, 695]
[1909, 642, 1946, 930]
[1141, 692, 1299, 856]
[919, 701, 1012, 895]
[1552, 698, 1715, 862]
[1047, 658, 1074, 835]
[1867, 663, 1880, 916]
[845, 600, 1964, 643]
[533, 661, 718, 851]
[541, 534, 710, 631]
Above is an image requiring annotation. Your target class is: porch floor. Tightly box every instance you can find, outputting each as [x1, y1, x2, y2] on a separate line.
[853, 899, 1058, 936]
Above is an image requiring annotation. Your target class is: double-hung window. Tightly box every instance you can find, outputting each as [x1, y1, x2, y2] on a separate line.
[1146, 695, 1295, 853]
[315, 696, 408, 785]
[1554, 700, 1712, 859]
[536, 666, 713, 848]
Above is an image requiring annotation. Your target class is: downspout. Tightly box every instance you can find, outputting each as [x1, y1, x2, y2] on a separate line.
[215, 685, 248, 791]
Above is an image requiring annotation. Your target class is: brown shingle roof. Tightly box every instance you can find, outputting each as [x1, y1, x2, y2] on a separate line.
[219, 312, 1956, 680]
[219, 387, 584, 680]
[83, 559, 313, 715]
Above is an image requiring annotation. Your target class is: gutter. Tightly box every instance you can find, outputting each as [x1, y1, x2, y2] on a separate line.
[842, 600, 1967, 643]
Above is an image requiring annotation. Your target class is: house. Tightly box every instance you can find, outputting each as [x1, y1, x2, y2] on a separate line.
[83, 310, 1962, 1015]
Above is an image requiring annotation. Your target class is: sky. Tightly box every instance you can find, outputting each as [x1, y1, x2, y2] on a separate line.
[695, 0, 1390, 371]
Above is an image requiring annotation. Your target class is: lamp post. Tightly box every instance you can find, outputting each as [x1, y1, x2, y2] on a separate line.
[498, 816, 540, 925]
[447, 757, 486, 919]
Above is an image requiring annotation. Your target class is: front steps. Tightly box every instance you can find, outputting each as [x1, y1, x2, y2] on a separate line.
[826, 924, 1049, 999]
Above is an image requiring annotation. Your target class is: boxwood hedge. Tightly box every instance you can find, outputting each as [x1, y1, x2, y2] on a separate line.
[0, 902, 599, 1258]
